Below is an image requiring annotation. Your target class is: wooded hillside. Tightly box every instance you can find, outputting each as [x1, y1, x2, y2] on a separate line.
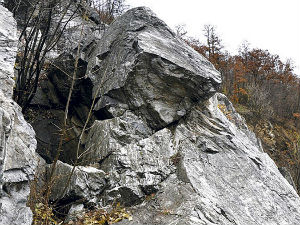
[183, 25, 300, 192]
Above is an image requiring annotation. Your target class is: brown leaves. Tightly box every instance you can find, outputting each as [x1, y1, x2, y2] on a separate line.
[293, 113, 300, 118]
[69, 203, 132, 225]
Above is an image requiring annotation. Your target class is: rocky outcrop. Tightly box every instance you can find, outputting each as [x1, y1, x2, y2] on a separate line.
[111, 93, 300, 225]
[0, 5, 38, 225]
[2, 3, 299, 225]
[29, 6, 300, 225]
[86, 7, 221, 130]
[46, 160, 107, 203]
[80, 7, 300, 225]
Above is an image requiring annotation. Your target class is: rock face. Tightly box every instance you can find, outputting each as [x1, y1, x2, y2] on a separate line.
[80, 7, 300, 225]
[2, 3, 300, 225]
[0, 5, 38, 225]
[113, 93, 300, 225]
[86, 7, 221, 130]
[25, 1, 105, 164]
[46, 160, 107, 203]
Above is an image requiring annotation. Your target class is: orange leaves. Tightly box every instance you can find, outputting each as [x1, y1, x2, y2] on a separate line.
[232, 58, 248, 103]
[236, 77, 247, 83]
[243, 48, 297, 85]
[293, 113, 300, 118]
[238, 87, 248, 95]
[185, 26, 299, 112]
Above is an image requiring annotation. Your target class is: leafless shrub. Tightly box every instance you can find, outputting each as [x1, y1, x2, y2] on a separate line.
[12, 0, 78, 112]
[246, 82, 274, 118]
[90, 0, 127, 24]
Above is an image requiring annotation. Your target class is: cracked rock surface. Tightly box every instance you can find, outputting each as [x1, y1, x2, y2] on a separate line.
[80, 7, 300, 225]
[1, 4, 300, 225]
[86, 7, 221, 130]
[112, 93, 300, 225]
[46, 160, 107, 204]
[0, 5, 38, 225]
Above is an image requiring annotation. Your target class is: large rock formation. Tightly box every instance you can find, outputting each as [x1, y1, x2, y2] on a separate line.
[0, 5, 38, 225]
[86, 7, 221, 130]
[31, 6, 300, 225]
[80, 7, 300, 224]
[1, 3, 300, 225]
[112, 93, 300, 225]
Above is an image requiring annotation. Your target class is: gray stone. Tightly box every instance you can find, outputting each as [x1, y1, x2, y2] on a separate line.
[51, 1, 104, 58]
[0, 5, 17, 99]
[76, 8, 300, 224]
[83, 111, 152, 165]
[101, 128, 176, 206]
[0, 107, 10, 197]
[87, 7, 221, 130]
[65, 203, 85, 222]
[2, 4, 299, 225]
[279, 167, 297, 191]
[30, 78, 62, 107]
[112, 93, 300, 225]
[30, 87, 52, 108]
[31, 108, 85, 164]
[42, 1, 105, 107]
[46, 160, 107, 204]
[47, 53, 90, 106]
[0, 5, 38, 225]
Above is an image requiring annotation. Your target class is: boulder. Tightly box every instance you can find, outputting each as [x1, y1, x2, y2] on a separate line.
[72, 8, 300, 224]
[83, 111, 152, 165]
[86, 7, 221, 130]
[46, 160, 107, 204]
[78, 8, 300, 225]
[0, 5, 38, 225]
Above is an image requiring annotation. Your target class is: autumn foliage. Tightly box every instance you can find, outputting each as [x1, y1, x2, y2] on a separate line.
[185, 25, 300, 192]
[185, 26, 300, 122]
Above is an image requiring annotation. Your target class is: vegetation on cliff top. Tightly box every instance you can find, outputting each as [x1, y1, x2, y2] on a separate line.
[181, 24, 300, 193]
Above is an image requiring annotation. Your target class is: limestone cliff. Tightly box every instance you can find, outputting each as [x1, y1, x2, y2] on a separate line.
[0, 3, 300, 225]
[0, 5, 38, 225]
[49, 7, 300, 224]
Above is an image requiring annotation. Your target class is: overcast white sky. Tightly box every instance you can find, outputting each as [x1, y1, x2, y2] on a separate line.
[125, 0, 300, 76]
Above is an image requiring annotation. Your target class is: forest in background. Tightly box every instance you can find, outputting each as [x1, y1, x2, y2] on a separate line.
[177, 24, 300, 192]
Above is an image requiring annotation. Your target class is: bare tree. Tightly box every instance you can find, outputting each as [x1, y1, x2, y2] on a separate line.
[12, 0, 79, 112]
[203, 24, 223, 60]
[175, 24, 187, 38]
[90, 0, 126, 24]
